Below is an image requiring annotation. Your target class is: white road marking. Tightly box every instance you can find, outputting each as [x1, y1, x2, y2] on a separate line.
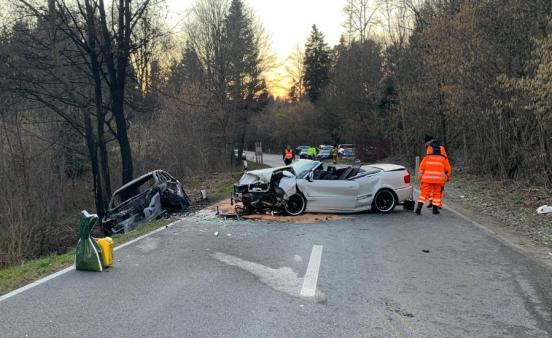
[213, 252, 302, 297]
[0, 265, 75, 303]
[0, 218, 182, 303]
[300, 245, 323, 297]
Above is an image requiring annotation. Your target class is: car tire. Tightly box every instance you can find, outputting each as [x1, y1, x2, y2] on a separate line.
[285, 194, 306, 216]
[372, 189, 397, 213]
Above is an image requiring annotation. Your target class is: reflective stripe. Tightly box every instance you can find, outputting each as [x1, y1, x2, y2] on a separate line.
[424, 170, 445, 175]
[425, 161, 445, 167]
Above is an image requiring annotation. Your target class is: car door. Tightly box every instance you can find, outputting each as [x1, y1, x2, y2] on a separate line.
[300, 173, 359, 212]
[349, 168, 383, 211]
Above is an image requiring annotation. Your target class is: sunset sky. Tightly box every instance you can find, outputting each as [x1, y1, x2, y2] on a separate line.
[166, 0, 349, 97]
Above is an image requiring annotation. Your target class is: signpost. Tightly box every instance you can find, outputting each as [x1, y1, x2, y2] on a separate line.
[255, 142, 263, 165]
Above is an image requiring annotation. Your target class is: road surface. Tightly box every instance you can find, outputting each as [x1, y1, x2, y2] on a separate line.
[1, 153, 551, 337]
[245, 150, 283, 168]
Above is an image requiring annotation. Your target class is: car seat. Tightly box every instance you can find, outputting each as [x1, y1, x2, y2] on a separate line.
[337, 167, 354, 180]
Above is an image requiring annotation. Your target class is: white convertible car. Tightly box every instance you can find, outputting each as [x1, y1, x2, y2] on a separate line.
[233, 160, 414, 216]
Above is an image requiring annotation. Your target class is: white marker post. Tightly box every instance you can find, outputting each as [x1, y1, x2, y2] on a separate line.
[415, 156, 420, 183]
[301, 245, 323, 297]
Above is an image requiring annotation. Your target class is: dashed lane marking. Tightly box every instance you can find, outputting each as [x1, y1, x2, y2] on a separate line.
[300, 245, 323, 297]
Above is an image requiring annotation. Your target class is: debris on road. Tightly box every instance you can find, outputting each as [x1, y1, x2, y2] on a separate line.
[536, 205, 552, 214]
[213, 232, 219, 237]
[213, 199, 347, 224]
[384, 299, 415, 318]
[422, 249, 430, 253]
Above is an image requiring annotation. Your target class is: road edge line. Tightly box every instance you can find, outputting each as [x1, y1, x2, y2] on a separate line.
[414, 188, 552, 271]
[300, 245, 323, 297]
[0, 218, 182, 303]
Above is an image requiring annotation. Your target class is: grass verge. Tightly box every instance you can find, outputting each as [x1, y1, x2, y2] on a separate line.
[0, 217, 173, 296]
[0, 162, 269, 296]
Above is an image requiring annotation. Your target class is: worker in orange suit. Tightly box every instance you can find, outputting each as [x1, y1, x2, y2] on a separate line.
[424, 135, 450, 209]
[416, 145, 452, 215]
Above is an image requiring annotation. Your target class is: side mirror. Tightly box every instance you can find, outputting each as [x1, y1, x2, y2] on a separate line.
[307, 172, 314, 182]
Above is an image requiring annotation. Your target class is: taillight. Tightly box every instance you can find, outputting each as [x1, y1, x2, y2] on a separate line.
[404, 173, 411, 184]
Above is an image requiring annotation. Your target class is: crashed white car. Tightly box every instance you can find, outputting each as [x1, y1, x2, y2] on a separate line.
[233, 160, 414, 216]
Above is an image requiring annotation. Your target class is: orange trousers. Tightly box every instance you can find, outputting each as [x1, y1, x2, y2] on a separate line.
[418, 183, 444, 208]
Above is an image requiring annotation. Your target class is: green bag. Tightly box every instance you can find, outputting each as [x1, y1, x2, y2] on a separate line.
[75, 211, 104, 272]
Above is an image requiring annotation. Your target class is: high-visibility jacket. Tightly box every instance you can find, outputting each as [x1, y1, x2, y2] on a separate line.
[284, 149, 294, 160]
[419, 154, 451, 184]
[307, 147, 317, 157]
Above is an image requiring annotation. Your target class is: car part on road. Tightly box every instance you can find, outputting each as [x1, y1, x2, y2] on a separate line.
[102, 170, 190, 234]
[403, 199, 415, 211]
[537, 205, 552, 214]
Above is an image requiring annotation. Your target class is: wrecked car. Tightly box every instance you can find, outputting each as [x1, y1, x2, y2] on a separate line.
[233, 160, 413, 216]
[102, 170, 190, 234]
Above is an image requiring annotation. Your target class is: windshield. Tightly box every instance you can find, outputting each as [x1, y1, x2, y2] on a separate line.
[111, 174, 157, 208]
[292, 161, 320, 178]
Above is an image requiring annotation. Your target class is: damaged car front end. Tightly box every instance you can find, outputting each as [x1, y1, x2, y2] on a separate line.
[102, 170, 190, 234]
[233, 160, 318, 215]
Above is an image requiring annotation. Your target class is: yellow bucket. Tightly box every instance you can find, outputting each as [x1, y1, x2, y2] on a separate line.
[95, 237, 114, 268]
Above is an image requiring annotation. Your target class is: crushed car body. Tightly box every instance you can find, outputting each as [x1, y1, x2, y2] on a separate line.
[233, 160, 414, 216]
[102, 170, 190, 234]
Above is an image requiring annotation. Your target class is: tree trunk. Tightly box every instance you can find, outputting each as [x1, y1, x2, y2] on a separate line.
[98, 0, 134, 185]
[86, 0, 112, 206]
[83, 110, 105, 218]
[113, 97, 134, 184]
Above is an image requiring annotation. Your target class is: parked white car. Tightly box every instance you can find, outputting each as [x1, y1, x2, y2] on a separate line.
[233, 160, 414, 216]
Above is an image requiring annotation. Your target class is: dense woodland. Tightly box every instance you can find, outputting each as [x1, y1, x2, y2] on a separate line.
[1, 0, 552, 267]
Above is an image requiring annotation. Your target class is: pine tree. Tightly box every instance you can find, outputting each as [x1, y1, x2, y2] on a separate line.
[302, 25, 331, 103]
[167, 41, 204, 93]
[225, 0, 260, 108]
[224, 0, 266, 163]
[182, 41, 205, 85]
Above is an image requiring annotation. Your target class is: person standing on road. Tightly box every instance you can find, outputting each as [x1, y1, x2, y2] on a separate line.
[416, 145, 452, 215]
[330, 144, 338, 164]
[424, 135, 450, 208]
[282, 145, 294, 166]
[307, 146, 317, 160]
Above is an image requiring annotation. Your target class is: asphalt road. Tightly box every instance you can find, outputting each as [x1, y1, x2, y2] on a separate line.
[245, 150, 284, 168]
[1, 153, 551, 337]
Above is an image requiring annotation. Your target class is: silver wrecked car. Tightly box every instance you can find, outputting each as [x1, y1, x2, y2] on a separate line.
[233, 160, 414, 216]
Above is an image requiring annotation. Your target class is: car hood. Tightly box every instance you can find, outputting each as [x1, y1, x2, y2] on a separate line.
[238, 165, 297, 185]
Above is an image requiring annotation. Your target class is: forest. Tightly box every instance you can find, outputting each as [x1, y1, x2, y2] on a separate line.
[1, 0, 551, 267]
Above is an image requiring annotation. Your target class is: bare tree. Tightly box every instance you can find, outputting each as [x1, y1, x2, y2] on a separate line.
[343, 0, 381, 44]
[285, 44, 305, 101]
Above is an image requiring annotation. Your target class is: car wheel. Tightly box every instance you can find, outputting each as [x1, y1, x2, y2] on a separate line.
[285, 194, 306, 216]
[372, 189, 397, 213]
